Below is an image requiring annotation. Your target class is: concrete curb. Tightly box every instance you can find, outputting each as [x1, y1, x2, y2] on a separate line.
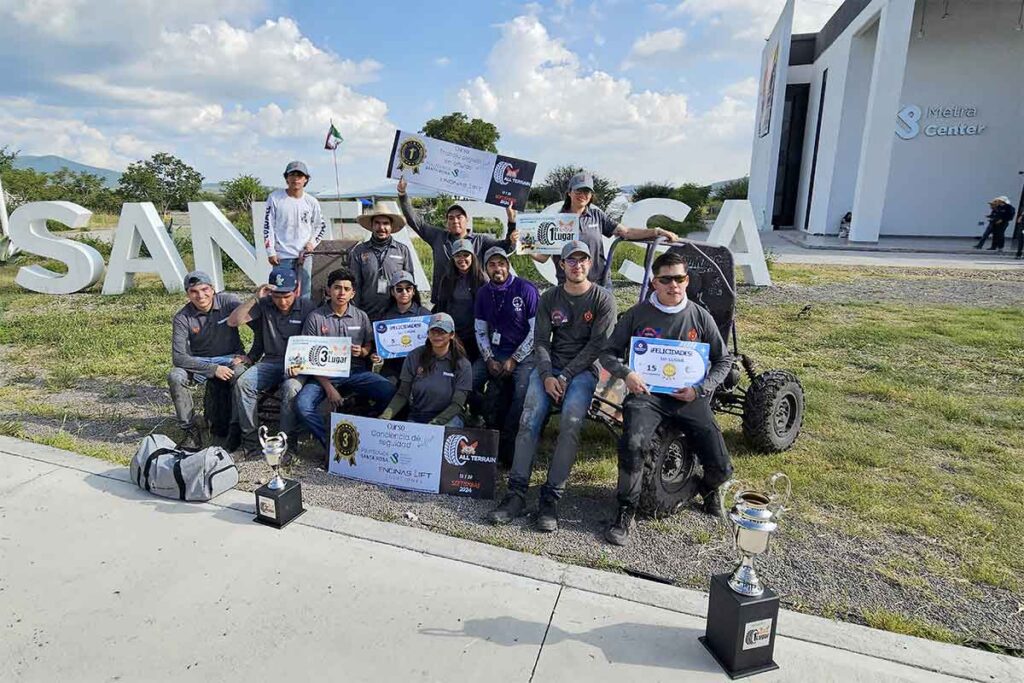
[1, 435, 1020, 683]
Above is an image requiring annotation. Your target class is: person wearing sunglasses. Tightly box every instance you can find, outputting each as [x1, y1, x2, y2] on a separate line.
[372, 270, 433, 381]
[533, 172, 680, 289]
[379, 313, 472, 427]
[599, 250, 734, 546]
[488, 241, 616, 532]
[227, 265, 315, 458]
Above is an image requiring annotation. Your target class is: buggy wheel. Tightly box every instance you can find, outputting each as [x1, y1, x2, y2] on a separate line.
[639, 422, 701, 518]
[742, 370, 804, 452]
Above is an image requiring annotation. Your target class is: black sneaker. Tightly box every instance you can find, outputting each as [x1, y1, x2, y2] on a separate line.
[604, 505, 636, 546]
[702, 488, 726, 521]
[180, 425, 203, 450]
[487, 493, 525, 525]
[534, 497, 558, 533]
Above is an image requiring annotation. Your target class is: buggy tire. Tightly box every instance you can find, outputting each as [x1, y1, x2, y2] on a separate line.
[639, 422, 701, 518]
[742, 370, 804, 452]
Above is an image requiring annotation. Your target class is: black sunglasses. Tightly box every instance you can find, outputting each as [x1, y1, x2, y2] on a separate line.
[655, 275, 687, 285]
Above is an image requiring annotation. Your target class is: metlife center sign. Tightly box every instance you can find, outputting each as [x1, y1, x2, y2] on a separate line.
[896, 104, 987, 140]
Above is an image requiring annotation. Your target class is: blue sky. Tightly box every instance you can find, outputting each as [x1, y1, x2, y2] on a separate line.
[0, 0, 841, 193]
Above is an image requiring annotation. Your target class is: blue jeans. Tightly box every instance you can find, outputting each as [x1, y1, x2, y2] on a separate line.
[509, 368, 597, 500]
[167, 355, 240, 428]
[233, 361, 303, 445]
[295, 370, 397, 446]
[278, 258, 313, 300]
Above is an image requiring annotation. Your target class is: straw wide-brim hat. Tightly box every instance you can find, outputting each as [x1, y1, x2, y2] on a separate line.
[356, 201, 406, 231]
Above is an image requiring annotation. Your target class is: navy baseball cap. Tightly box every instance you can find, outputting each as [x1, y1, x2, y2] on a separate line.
[183, 271, 213, 290]
[268, 265, 298, 293]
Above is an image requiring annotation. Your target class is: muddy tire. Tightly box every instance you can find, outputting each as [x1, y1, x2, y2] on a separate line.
[742, 370, 804, 452]
[639, 422, 701, 518]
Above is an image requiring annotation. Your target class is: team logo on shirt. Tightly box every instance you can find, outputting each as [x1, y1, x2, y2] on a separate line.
[301, 209, 311, 224]
[636, 326, 662, 338]
[551, 308, 567, 325]
[688, 328, 698, 341]
[321, 324, 329, 334]
[512, 296, 524, 312]
[191, 326, 200, 334]
[583, 310, 594, 323]
[361, 253, 371, 262]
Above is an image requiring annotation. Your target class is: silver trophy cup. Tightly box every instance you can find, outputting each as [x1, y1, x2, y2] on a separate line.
[720, 472, 791, 597]
[258, 425, 288, 491]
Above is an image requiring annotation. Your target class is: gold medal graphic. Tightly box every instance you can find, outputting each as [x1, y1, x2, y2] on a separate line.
[332, 420, 360, 466]
[398, 137, 427, 174]
[400, 334, 412, 346]
[662, 363, 677, 380]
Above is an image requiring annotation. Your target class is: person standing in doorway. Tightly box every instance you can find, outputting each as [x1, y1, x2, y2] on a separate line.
[263, 161, 327, 298]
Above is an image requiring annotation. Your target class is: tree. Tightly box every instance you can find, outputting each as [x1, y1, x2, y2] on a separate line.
[714, 176, 749, 200]
[421, 112, 500, 153]
[531, 165, 620, 211]
[631, 183, 676, 202]
[118, 152, 203, 215]
[0, 145, 17, 172]
[222, 174, 269, 213]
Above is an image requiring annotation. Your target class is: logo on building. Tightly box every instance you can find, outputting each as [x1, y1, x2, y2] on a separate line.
[896, 104, 985, 140]
[895, 105, 921, 139]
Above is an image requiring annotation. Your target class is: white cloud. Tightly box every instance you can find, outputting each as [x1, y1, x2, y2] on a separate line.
[722, 76, 758, 98]
[622, 27, 686, 69]
[434, 56, 451, 67]
[673, 0, 843, 38]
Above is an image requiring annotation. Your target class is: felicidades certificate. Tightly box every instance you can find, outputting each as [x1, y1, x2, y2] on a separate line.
[373, 315, 431, 359]
[285, 335, 351, 378]
[515, 214, 580, 255]
[628, 336, 710, 394]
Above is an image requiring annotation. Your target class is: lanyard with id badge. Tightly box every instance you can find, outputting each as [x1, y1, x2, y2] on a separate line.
[372, 246, 390, 295]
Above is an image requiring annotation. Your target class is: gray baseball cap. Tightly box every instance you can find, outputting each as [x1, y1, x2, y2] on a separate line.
[568, 172, 594, 192]
[389, 270, 415, 287]
[428, 312, 455, 333]
[450, 238, 474, 256]
[560, 240, 591, 260]
[483, 246, 510, 265]
[283, 160, 309, 177]
[183, 270, 213, 290]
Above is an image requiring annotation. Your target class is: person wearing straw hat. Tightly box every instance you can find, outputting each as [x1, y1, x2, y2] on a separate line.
[262, 161, 327, 298]
[351, 201, 414, 319]
[372, 270, 433, 381]
[379, 313, 473, 427]
[974, 196, 1016, 252]
[396, 175, 517, 295]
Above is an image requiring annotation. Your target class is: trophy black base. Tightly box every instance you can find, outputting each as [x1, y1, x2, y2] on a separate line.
[700, 573, 780, 679]
[253, 478, 306, 529]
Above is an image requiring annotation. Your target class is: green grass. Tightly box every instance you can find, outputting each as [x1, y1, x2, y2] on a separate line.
[861, 609, 962, 645]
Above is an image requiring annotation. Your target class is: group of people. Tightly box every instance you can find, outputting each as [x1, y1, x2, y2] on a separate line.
[167, 161, 731, 546]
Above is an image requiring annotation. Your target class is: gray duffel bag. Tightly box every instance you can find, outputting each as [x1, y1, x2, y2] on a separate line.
[130, 434, 238, 502]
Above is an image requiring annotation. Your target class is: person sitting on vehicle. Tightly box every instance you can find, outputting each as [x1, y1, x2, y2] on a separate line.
[474, 247, 538, 463]
[168, 271, 250, 449]
[262, 161, 326, 298]
[349, 202, 414, 319]
[431, 238, 487, 362]
[379, 313, 472, 427]
[975, 196, 1016, 252]
[488, 240, 616, 532]
[227, 265, 315, 458]
[396, 175, 517, 295]
[600, 250, 734, 546]
[531, 172, 679, 289]
[294, 268, 397, 450]
[371, 270, 432, 381]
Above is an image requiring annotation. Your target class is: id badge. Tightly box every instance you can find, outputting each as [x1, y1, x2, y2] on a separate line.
[491, 331, 501, 346]
[376, 276, 389, 295]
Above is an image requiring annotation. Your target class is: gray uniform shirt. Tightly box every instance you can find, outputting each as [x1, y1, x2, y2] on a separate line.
[534, 284, 617, 382]
[600, 299, 731, 398]
[302, 303, 374, 373]
[248, 296, 316, 365]
[399, 346, 473, 423]
[171, 293, 243, 377]
[349, 239, 414, 320]
[553, 205, 619, 289]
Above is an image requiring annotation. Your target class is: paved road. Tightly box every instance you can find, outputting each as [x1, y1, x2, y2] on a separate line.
[1, 437, 1020, 682]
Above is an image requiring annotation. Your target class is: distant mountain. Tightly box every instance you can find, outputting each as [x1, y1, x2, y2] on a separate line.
[12, 155, 122, 188]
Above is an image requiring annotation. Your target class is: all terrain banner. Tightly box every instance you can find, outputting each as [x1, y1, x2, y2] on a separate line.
[385, 130, 536, 208]
[328, 414, 498, 499]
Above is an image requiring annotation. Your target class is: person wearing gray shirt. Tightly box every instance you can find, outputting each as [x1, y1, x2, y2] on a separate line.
[349, 203, 414, 319]
[488, 241, 616, 532]
[600, 250, 733, 547]
[168, 271, 249, 448]
[227, 265, 315, 457]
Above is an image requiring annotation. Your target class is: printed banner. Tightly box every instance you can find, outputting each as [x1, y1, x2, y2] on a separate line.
[628, 336, 710, 394]
[515, 214, 581, 255]
[285, 335, 351, 378]
[386, 130, 536, 208]
[328, 414, 497, 499]
[373, 315, 431, 360]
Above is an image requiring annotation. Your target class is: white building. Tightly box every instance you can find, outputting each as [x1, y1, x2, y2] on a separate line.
[748, 0, 1024, 241]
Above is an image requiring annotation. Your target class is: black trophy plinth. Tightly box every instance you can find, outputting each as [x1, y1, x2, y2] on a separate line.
[699, 572, 780, 679]
[254, 478, 306, 529]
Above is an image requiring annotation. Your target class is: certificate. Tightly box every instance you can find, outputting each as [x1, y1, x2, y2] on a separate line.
[515, 214, 581, 255]
[628, 337, 710, 394]
[284, 335, 351, 378]
[373, 315, 431, 359]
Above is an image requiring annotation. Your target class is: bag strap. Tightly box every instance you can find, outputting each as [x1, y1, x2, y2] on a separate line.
[172, 458, 187, 501]
[142, 447, 181, 491]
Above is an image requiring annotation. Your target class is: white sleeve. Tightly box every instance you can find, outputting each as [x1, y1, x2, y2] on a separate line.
[475, 318, 493, 361]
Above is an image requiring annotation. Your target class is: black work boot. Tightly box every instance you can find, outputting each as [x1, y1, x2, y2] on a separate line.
[604, 504, 636, 546]
[534, 495, 558, 533]
[180, 424, 203, 450]
[224, 423, 242, 452]
[487, 492, 526, 525]
[702, 488, 726, 521]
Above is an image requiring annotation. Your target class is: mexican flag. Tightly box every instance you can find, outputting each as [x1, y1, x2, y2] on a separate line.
[324, 123, 344, 150]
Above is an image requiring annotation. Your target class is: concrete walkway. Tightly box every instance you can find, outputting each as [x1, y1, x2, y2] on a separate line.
[1, 437, 1020, 683]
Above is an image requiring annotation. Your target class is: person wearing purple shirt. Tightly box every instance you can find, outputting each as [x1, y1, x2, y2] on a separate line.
[473, 247, 538, 464]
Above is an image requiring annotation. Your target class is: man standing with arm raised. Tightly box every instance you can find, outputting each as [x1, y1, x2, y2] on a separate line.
[600, 250, 734, 546]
